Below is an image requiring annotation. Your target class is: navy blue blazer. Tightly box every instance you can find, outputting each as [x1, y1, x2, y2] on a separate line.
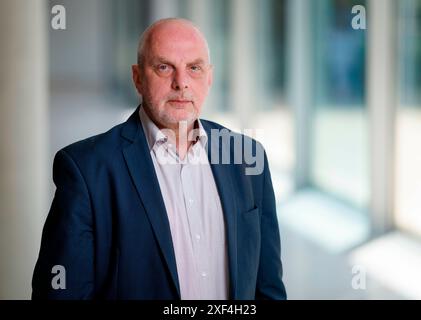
[32, 106, 286, 300]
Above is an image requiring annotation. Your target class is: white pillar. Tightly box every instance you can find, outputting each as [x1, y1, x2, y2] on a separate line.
[367, 0, 397, 235]
[230, 0, 258, 128]
[0, 0, 49, 299]
[287, 0, 313, 188]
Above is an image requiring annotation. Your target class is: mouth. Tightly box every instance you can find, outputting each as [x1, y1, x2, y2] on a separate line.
[167, 100, 192, 107]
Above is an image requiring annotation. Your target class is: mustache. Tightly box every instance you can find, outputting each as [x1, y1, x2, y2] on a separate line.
[166, 93, 194, 101]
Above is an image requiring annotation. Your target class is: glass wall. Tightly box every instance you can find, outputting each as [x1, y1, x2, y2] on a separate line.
[249, 0, 294, 200]
[310, 0, 369, 210]
[205, 0, 232, 113]
[395, 0, 421, 236]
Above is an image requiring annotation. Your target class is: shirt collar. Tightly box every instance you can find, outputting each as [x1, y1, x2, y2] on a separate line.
[138, 105, 208, 152]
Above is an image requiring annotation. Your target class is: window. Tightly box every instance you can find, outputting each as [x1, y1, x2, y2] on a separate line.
[395, 0, 421, 235]
[250, 0, 293, 200]
[110, 0, 151, 104]
[310, 0, 368, 210]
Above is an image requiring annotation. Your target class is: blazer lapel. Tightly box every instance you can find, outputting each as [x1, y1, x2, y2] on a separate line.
[203, 121, 239, 299]
[121, 107, 180, 298]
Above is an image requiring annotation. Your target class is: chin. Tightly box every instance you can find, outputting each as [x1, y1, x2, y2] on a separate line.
[164, 111, 197, 125]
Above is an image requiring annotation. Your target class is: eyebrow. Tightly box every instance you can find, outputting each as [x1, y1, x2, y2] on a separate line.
[151, 56, 173, 65]
[151, 56, 207, 66]
[187, 58, 206, 65]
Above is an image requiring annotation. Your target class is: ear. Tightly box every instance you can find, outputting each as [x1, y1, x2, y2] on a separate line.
[132, 64, 143, 95]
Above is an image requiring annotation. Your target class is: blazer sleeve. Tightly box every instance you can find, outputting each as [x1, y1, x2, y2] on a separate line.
[255, 150, 287, 300]
[32, 149, 95, 299]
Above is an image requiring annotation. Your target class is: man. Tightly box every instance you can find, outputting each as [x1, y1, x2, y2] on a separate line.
[32, 18, 286, 300]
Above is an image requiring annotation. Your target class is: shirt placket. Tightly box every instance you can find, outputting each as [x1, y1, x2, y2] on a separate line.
[180, 160, 209, 298]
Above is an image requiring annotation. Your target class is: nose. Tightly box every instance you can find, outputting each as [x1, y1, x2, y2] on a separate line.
[171, 69, 189, 91]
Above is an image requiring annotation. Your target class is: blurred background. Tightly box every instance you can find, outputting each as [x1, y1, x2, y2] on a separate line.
[1, 0, 421, 299]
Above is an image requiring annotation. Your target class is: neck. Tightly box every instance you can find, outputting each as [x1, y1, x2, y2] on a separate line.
[172, 121, 196, 160]
[142, 105, 197, 159]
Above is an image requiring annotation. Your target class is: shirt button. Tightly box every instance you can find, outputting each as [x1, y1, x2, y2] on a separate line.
[195, 234, 201, 241]
[189, 199, 194, 205]
[201, 272, 207, 278]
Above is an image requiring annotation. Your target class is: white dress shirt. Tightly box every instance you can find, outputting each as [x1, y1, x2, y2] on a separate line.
[139, 106, 229, 300]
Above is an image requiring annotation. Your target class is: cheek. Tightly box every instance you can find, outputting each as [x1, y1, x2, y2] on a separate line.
[194, 82, 210, 101]
[145, 78, 171, 102]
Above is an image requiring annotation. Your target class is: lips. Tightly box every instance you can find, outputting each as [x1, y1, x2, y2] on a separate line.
[168, 99, 191, 103]
[167, 99, 192, 109]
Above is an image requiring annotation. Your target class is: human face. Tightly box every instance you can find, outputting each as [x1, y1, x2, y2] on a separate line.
[132, 21, 213, 130]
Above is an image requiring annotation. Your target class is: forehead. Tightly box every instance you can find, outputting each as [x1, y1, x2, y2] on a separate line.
[146, 22, 209, 63]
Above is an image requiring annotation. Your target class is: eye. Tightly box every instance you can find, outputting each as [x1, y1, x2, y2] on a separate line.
[189, 65, 202, 72]
[156, 64, 172, 73]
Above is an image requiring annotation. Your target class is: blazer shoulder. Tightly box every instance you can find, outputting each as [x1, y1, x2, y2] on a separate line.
[201, 118, 265, 151]
[200, 118, 229, 131]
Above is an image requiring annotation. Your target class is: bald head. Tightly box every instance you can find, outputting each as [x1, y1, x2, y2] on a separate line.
[137, 18, 210, 67]
[132, 18, 213, 131]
